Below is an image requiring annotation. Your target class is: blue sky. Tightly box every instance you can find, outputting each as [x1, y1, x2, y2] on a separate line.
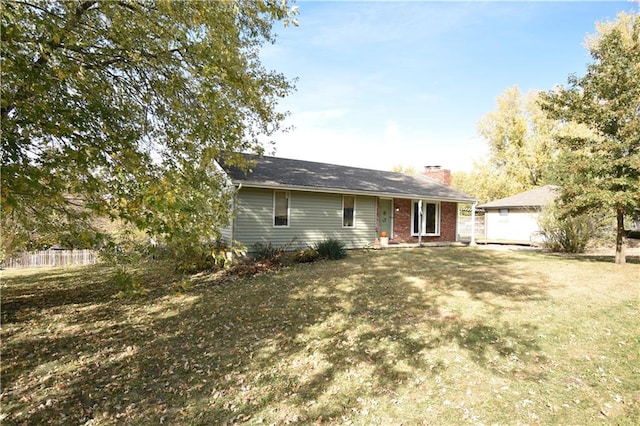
[259, 0, 638, 172]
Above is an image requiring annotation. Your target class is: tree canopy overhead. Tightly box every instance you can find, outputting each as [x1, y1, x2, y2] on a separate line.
[1, 0, 297, 253]
[541, 10, 640, 264]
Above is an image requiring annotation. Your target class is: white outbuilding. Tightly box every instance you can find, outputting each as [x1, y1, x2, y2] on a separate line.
[479, 185, 558, 245]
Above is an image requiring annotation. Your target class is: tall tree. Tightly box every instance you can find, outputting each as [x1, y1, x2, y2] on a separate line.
[541, 11, 640, 264]
[1, 0, 296, 256]
[478, 86, 557, 189]
[451, 160, 525, 205]
[451, 87, 557, 203]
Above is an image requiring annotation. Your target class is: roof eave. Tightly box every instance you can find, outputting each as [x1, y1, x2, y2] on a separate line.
[234, 181, 476, 203]
[479, 204, 543, 209]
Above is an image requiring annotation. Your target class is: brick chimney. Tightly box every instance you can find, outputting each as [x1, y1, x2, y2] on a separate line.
[423, 165, 451, 186]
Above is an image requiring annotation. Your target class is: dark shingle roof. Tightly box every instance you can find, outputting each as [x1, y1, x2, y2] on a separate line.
[222, 154, 475, 202]
[479, 185, 559, 209]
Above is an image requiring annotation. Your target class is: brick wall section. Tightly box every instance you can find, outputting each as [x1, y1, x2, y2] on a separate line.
[392, 199, 412, 242]
[392, 199, 458, 243]
[439, 202, 458, 241]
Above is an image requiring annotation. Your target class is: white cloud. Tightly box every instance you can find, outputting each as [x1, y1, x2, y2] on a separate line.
[268, 118, 488, 173]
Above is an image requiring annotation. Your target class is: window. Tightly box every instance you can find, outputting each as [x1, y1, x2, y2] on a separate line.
[412, 200, 440, 235]
[274, 191, 289, 227]
[499, 208, 509, 216]
[343, 195, 355, 227]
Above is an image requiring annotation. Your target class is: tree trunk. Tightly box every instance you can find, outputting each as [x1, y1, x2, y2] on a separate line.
[615, 207, 626, 265]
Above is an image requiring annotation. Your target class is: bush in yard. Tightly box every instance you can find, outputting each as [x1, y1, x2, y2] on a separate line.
[211, 241, 247, 269]
[315, 238, 347, 260]
[251, 241, 283, 262]
[100, 229, 149, 295]
[230, 243, 283, 278]
[626, 229, 640, 240]
[169, 243, 215, 273]
[538, 204, 606, 253]
[250, 238, 298, 263]
[293, 247, 320, 263]
[156, 239, 246, 274]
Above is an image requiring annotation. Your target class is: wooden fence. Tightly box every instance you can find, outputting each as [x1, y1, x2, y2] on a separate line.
[1, 249, 98, 270]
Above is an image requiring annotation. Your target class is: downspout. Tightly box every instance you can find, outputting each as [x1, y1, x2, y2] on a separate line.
[470, 201, 478, 246]
[231, 182, 242, 249]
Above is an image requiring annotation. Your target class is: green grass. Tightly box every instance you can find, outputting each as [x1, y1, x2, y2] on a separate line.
[1, 248, 639, 425]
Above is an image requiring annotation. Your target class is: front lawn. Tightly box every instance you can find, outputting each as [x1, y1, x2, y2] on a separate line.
[1, 248, 639, 424]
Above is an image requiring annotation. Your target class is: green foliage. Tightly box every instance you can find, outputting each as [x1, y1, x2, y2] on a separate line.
[99, 228, 149, 295]
[451, 161, 526, 204]
[538, 205, 605, 253]
[112, 267, 145, 298]
[1, 1, 297, 254]
[167, 241, 217, 274]
[99, 229, 146, 266]
[164, 240, 247, 274]
[390, 164, 418, 175]
[315, 238, 347, 260]
[250, 238, 299, 263]
[540, 11, 640, 263]
[0, 212, 107, 261]
[478, 86, 558, 188]
[172, 278, 192, 296]
[452, 87, 558, 204]
[251, 241, 283, 262]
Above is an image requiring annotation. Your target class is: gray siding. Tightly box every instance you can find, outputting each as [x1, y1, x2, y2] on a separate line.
[234, 188, 376, 251]
[218, 222, 233, 246]
[217, 194, 235, 246]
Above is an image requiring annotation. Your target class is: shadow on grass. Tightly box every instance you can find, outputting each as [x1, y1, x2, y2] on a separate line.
[1, 247, 551, 424]
[0, 263, 180, 324]
[1, 266, 113, 324]
[545, 253, 640, 264]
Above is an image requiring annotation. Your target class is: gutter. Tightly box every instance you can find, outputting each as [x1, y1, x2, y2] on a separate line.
[233, 181, 476, 204]
[231, 182, 242, 249]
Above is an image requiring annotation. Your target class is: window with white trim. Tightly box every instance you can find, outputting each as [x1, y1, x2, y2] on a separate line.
[273, 191, 289, 227]
[343, 195, 355, 227]
[411, 200, 440, 236]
